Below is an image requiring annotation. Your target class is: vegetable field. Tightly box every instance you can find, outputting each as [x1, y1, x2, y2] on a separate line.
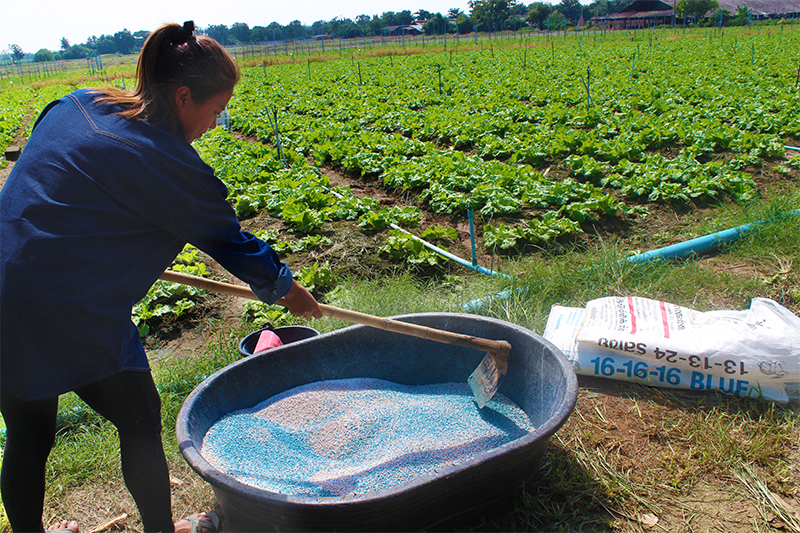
[198, 27, 799, 253]
[4, 27, 800, 333]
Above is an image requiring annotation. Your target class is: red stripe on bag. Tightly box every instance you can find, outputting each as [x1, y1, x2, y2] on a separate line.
[628, 297, 637, 334]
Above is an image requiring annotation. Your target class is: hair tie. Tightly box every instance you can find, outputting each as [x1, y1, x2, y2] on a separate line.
[173, 21, 195, 46]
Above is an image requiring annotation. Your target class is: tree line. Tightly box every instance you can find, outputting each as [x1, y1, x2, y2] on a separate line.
[199, 0, 626, 45]
[195, 0, 755, 44]
[6, 29, 151, 64]
[5, 0, 762, 63]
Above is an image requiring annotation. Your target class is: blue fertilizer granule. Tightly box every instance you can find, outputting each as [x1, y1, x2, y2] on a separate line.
[201, 378, 534, 497]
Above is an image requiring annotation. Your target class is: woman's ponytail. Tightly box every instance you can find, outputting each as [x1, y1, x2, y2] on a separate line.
[94, 21, 240, 134]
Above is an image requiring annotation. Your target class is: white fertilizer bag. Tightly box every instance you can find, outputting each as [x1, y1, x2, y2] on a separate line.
[544, 297, 800, 403]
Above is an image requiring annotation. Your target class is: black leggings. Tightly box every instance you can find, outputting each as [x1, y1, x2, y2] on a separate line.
[0, 371, 175, 533]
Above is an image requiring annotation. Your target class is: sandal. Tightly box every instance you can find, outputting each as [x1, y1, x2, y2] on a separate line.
[184, 512, 220, 533]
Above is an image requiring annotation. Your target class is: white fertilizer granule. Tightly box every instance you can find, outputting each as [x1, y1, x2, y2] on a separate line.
[200, 378, 534, 497]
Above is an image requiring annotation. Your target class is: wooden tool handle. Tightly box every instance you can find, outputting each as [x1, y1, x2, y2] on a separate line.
[160, 270, 256, 299]
[159, 270, 510, 357]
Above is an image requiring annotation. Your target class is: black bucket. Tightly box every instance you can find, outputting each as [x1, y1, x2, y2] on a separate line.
[237, 325, 320, 357]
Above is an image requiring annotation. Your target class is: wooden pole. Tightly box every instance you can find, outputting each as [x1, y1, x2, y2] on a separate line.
[87, 513, 128, 533]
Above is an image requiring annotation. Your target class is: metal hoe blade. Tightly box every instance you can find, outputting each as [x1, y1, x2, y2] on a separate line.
[468, 346, 510, 409]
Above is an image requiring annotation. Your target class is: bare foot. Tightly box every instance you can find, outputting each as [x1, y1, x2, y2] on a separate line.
[46, 520, 79, 533]
[174, 512, 219, 533]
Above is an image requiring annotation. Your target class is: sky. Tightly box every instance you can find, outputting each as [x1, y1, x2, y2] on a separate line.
[2, 0, 482, 54]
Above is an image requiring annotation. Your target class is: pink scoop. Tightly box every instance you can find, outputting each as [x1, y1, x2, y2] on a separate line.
[253, 330, 283, 354]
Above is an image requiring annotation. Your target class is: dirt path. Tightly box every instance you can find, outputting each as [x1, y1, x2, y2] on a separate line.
[0, 145, 21, 188]
[0, 160, 12, 188]
[0, 106, 33, 188]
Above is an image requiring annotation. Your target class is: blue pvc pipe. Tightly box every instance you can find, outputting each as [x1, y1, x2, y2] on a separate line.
[786, 145, 800, 152]
[462, 209, 800, 312]
[625, 210, 799, 263]
[463, 288, 515, 313]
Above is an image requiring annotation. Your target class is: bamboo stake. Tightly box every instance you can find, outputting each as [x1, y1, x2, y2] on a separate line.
[87, 513, 128, 533]
[796, 55, 800, 89]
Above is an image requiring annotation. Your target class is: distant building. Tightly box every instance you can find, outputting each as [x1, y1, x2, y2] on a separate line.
[591, 0, 675, 30]
[383, 24, 424, 36]
[714, 0, 800, 19]
[591, 0, 800, 28]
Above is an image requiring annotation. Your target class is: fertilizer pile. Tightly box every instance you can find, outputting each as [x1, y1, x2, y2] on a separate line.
[201, 378, 533, 497]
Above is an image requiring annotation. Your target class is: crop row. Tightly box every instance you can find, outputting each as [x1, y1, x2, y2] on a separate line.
[215, 30, 798, 249]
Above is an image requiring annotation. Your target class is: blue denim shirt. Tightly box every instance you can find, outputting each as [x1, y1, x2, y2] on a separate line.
[0, 89, 293, 400]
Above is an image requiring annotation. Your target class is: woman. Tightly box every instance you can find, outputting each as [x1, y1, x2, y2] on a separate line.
[0, 21, 321, 533]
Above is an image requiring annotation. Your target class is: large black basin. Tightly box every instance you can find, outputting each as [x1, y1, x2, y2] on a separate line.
[176, 313, 578, 532]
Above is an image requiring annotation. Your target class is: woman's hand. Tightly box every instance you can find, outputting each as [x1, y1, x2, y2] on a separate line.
[279, 280, 323, 319]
